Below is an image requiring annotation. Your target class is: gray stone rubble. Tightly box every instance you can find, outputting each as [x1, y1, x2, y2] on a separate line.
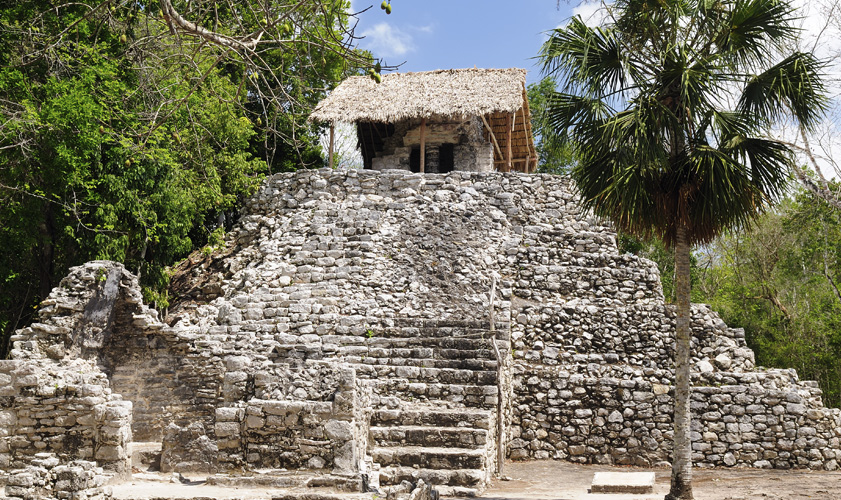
[1, 169, 840, 499]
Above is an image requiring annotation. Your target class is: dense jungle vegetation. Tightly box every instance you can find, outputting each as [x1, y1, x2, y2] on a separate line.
[617, 191, 841, 408]
[0, 0, 381, 355]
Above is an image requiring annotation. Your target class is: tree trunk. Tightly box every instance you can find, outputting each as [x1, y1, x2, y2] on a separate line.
[667, 225, 694, 500]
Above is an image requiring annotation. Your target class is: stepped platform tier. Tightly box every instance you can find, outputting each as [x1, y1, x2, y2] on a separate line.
[3, 169, 841, 500]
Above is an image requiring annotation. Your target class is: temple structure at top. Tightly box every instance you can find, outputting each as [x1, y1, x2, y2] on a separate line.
[310, 68, 538, 173]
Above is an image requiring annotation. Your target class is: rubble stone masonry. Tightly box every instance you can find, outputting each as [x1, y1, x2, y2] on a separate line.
[3, 169, 841, 498]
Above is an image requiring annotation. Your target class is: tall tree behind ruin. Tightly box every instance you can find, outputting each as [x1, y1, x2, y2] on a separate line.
[539, 0, 827, 498]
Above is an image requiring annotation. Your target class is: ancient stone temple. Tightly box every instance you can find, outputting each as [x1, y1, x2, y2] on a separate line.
[310, 68, 538, 173]
[2, 169, 841, 499]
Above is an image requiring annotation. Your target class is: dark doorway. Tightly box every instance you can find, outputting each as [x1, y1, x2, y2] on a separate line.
[409, 147, 420, 173]
[439, 144, 454, 173]
[409, 144, 455, 173]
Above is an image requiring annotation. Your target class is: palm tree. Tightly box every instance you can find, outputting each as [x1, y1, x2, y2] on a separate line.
[539, 1, 826, 498]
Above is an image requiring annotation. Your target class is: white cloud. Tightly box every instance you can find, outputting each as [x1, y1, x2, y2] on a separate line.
[570, 1, 611, 27]
[360, 22, 414, 58]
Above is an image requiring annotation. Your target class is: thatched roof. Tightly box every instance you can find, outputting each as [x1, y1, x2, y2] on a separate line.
[310, 68, 528, 123]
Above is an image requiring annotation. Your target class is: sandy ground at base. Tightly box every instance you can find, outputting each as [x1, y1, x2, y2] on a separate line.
[484, 460, 841, 500]
[111, 481, 288, 500]
[14, 460, 833, 500]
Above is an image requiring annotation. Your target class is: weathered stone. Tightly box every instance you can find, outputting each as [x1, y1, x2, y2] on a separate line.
[2, 168, 840, 499]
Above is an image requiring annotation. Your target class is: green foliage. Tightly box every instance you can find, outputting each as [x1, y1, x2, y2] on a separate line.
[540, 0, 826, 247]
[0, 0, 370, 356]
[695, 190, 841, 407]
[200, 228, 227, 256]
[526, 77, 577, 175]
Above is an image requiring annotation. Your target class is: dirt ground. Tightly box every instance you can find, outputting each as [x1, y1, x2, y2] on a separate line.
[483, 460, 841, 500]
[71, 461, 841, 500]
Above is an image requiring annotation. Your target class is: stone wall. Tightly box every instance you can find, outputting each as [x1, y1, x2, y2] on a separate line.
[3, 168, 841, 493]
[5, 454, 111, 500]
[0, 359, 131, 476]
[1, 258, 378, 485]
[368, 117, 493, 173]
[497, 178, 841, 469]
[215, 363, 371, 474]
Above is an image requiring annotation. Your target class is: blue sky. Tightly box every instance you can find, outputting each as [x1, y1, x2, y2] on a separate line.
[344, 1, 841, 178]
[349, 1, 585, 84]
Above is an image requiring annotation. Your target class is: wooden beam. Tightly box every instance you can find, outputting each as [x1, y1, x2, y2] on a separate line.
[521, 106, 530, 172]
[506, 113, 513, 172]
[328, 122, 335, 169]
[481, 115, 504, 160]
[371, 122, 385, 142]
[420, 118, 426, 173]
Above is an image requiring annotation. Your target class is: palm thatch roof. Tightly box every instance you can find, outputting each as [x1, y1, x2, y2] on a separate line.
[310, 68, 528, 123]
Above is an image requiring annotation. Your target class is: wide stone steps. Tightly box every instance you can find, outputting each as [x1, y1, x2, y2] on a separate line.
[378, 465, 485, 488]
[364, 327, 507, 340]
[274, 343, 498, 364]
[348, 364, 497, 385]
[340, 343, 498, 360]
[370, 445, 485, 470]
[371, 425, 487, 447]
[371, 406, 491, 429]
[370, 379, 498, 408]
[333, 336, 499, 349]
[348, 324, 503, 495]
[344, 356, 497, 370]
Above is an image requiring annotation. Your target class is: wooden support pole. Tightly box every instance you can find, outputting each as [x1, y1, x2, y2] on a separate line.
[481, 115, 504, 161]
[328, 122, 335, 169]
[420, 118, 426, 173]
[506, 113, 513, 172]
[494, 159, 529, 166]
[521, 105, 530, 172]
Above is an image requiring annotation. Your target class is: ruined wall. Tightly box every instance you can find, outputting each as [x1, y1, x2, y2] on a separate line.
[5, 261, 225, 445]
[215, 364, 370, 474]
[511, 361, 841, 469]
[4, 454, 111, 500]
[0, 358, 131, 476]
[103, 321, 225, 443]
[2, 260, 376, 481]
[4, 168, 841, 487]
[504, 194, 841, 469]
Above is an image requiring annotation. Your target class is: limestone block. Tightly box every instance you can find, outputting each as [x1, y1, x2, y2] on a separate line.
[0, 410, 15, 428]
[697, 359, 715, 373]
[94, 444, 125, 461]
[245, 414, 265, 429]
[714, 353, 732, 370]
[324, 420, 353, 441]
[331, 440, 356, 474]
[216, 407, 244, 422]
[215, 422, 241, 438]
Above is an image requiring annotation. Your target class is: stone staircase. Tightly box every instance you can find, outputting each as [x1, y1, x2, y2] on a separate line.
[337, 322, 508, 497]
